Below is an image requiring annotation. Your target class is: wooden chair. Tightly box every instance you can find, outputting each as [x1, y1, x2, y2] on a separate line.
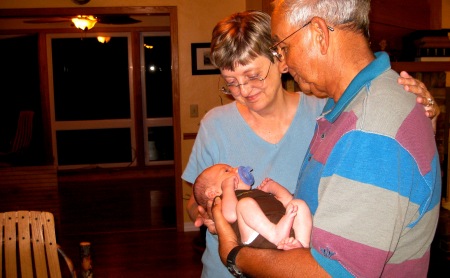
[0, 211, 76, 278]
[0, 111, 34, 165]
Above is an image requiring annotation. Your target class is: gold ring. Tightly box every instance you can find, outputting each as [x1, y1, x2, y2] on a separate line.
[426, 97, 434, 107]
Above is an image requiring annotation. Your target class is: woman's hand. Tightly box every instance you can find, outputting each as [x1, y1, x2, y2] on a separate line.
[398, 71, 440, 133]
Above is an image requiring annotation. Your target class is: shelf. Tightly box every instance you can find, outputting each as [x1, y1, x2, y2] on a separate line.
[391, 62, 450, 72]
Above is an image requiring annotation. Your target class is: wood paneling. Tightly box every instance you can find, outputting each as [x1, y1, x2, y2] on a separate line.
[0, 166, 60, 226]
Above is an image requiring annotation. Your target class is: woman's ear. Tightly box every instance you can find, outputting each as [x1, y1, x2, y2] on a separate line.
[276, 59, 289, 74]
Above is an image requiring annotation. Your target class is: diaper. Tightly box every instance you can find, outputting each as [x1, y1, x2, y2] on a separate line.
[243, 231, 259, 245]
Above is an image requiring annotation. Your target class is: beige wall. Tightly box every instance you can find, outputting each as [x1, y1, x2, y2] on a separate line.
[0, 0, 246, 228]
[443, 0, 450, 28]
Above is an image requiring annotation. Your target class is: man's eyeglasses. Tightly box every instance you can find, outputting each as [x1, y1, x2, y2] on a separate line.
[270, 21, 334, 61]
[219, 62, 272, 95]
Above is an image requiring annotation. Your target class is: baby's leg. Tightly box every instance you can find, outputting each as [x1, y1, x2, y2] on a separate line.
[290, 199, 312, 248]
[237, 197, 297, 246]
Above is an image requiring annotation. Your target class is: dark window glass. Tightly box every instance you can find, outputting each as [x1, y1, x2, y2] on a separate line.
[148, 126, 174, 161]
[0, 35, 46, 165]
[144, 36, 172, 118]
[56, 128, 132, 165]
[52, 37, 130, 121]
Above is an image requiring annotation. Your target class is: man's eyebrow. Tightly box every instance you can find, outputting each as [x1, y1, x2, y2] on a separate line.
[271, 35, 281, 42]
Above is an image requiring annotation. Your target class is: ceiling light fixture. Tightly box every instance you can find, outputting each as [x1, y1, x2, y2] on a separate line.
[71, 15, 97, 31]
[97, 36, 111, 43]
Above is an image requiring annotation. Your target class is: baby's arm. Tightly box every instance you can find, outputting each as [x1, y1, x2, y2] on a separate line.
[258, 178, 293, 207]
[221, 176, 239, 223]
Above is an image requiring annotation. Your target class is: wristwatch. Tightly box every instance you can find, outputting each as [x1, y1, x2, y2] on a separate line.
[226, 245, 246, 278]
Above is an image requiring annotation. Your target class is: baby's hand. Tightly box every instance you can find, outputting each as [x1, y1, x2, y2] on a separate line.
[222, 175, 238, 191]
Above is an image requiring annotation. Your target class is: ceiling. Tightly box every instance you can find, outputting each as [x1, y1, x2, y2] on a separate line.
[0, 15, 170, 31]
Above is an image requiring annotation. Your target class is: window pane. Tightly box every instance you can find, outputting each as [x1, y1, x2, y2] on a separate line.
[56, 128, 132, 165]
[144, 36, 172, 118]
[148, 126, 174, 161]
[0, 34, 46, 165]
[52, 37, 131, 121]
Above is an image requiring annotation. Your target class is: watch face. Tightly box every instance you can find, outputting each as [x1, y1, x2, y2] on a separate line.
[227, 264, 243, 277]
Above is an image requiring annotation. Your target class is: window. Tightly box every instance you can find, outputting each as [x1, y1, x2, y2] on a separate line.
[49, 31, 173, 169]
[141, 33, 174, 165]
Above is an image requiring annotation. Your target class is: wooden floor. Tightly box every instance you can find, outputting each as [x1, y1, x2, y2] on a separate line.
[58, 230, 203, 278]
[0, 169, 448, 277]
[56, 178, 203, 278]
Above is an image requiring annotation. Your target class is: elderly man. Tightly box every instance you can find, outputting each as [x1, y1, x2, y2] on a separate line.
[211, 0, 441, 277]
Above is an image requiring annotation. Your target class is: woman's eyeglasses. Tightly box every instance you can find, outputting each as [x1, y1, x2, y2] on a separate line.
[219, 62, 272, 95]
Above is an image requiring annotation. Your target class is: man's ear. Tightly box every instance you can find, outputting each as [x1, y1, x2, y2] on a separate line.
[310, 17, 330, 55]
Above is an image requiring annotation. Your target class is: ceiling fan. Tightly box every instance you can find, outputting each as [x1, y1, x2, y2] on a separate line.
[23, 15, 142, 30]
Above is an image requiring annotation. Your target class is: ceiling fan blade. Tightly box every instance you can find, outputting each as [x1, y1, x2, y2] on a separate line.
[23, 17, 71, 24]
[96, 15, 141, 25]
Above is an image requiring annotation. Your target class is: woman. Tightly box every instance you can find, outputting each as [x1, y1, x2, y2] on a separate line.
[182, 10, 437, 278]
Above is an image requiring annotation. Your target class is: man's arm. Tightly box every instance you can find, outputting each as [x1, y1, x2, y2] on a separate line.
[210, 196, 330, 278]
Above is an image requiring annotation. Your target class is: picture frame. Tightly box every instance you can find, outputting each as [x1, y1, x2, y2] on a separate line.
[191, 43, 220, 75]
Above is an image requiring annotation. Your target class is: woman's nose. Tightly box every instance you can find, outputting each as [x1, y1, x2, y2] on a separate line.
[238, 83, 253, 96]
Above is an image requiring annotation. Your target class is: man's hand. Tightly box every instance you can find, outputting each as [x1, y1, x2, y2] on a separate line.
[197, 204, 217, 234]
[209, 196, 240, 265]
[186, 191, 217, 233]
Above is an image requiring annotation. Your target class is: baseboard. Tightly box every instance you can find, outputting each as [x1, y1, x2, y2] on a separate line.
[184, 222, 199, 232]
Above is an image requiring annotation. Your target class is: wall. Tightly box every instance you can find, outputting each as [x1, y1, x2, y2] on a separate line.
[443, 0, 450, 28]
[0, 0, 246, 229]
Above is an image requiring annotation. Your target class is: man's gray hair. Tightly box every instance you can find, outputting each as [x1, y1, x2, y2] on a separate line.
[272, 0, 371, 38]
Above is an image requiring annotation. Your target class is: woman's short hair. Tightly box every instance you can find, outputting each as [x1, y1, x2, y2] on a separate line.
[210, 10, 275, 71]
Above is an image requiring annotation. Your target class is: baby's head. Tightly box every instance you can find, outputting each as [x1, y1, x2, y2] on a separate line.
[193, 164, 254, 208]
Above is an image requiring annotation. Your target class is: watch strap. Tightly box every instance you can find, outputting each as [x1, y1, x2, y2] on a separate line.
[226, 245, 245, 277]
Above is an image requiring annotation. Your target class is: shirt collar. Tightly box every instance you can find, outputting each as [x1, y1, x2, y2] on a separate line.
[322, 51, 391, 123]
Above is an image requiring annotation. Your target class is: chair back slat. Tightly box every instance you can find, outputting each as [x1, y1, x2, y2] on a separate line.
[10, 111, 34, 154]
[17, 211, 34, 278]
[40, 212, 62, 278]
[4, 212, 18, 278]
[0, 211, 65, 278]
[0, 213, 3, 277]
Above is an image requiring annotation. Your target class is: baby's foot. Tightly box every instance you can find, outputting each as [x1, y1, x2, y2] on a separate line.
[258, 177, 273, 191]
[271, 203, 297, 244]
[277, 237, 303, 250]
[285, 202, 298, 216]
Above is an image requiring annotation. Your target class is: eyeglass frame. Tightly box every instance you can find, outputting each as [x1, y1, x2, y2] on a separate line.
[219, 62, 272, 95]
[269, 20, 334, 61]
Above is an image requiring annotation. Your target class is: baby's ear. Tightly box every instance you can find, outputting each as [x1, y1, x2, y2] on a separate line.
[205, 188, 218, 200]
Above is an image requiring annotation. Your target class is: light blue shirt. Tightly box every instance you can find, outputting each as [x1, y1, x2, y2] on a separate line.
[182, 92, 325, 277]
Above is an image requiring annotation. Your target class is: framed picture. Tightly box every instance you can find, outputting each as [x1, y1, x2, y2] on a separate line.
[191, 43, 220, 75]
